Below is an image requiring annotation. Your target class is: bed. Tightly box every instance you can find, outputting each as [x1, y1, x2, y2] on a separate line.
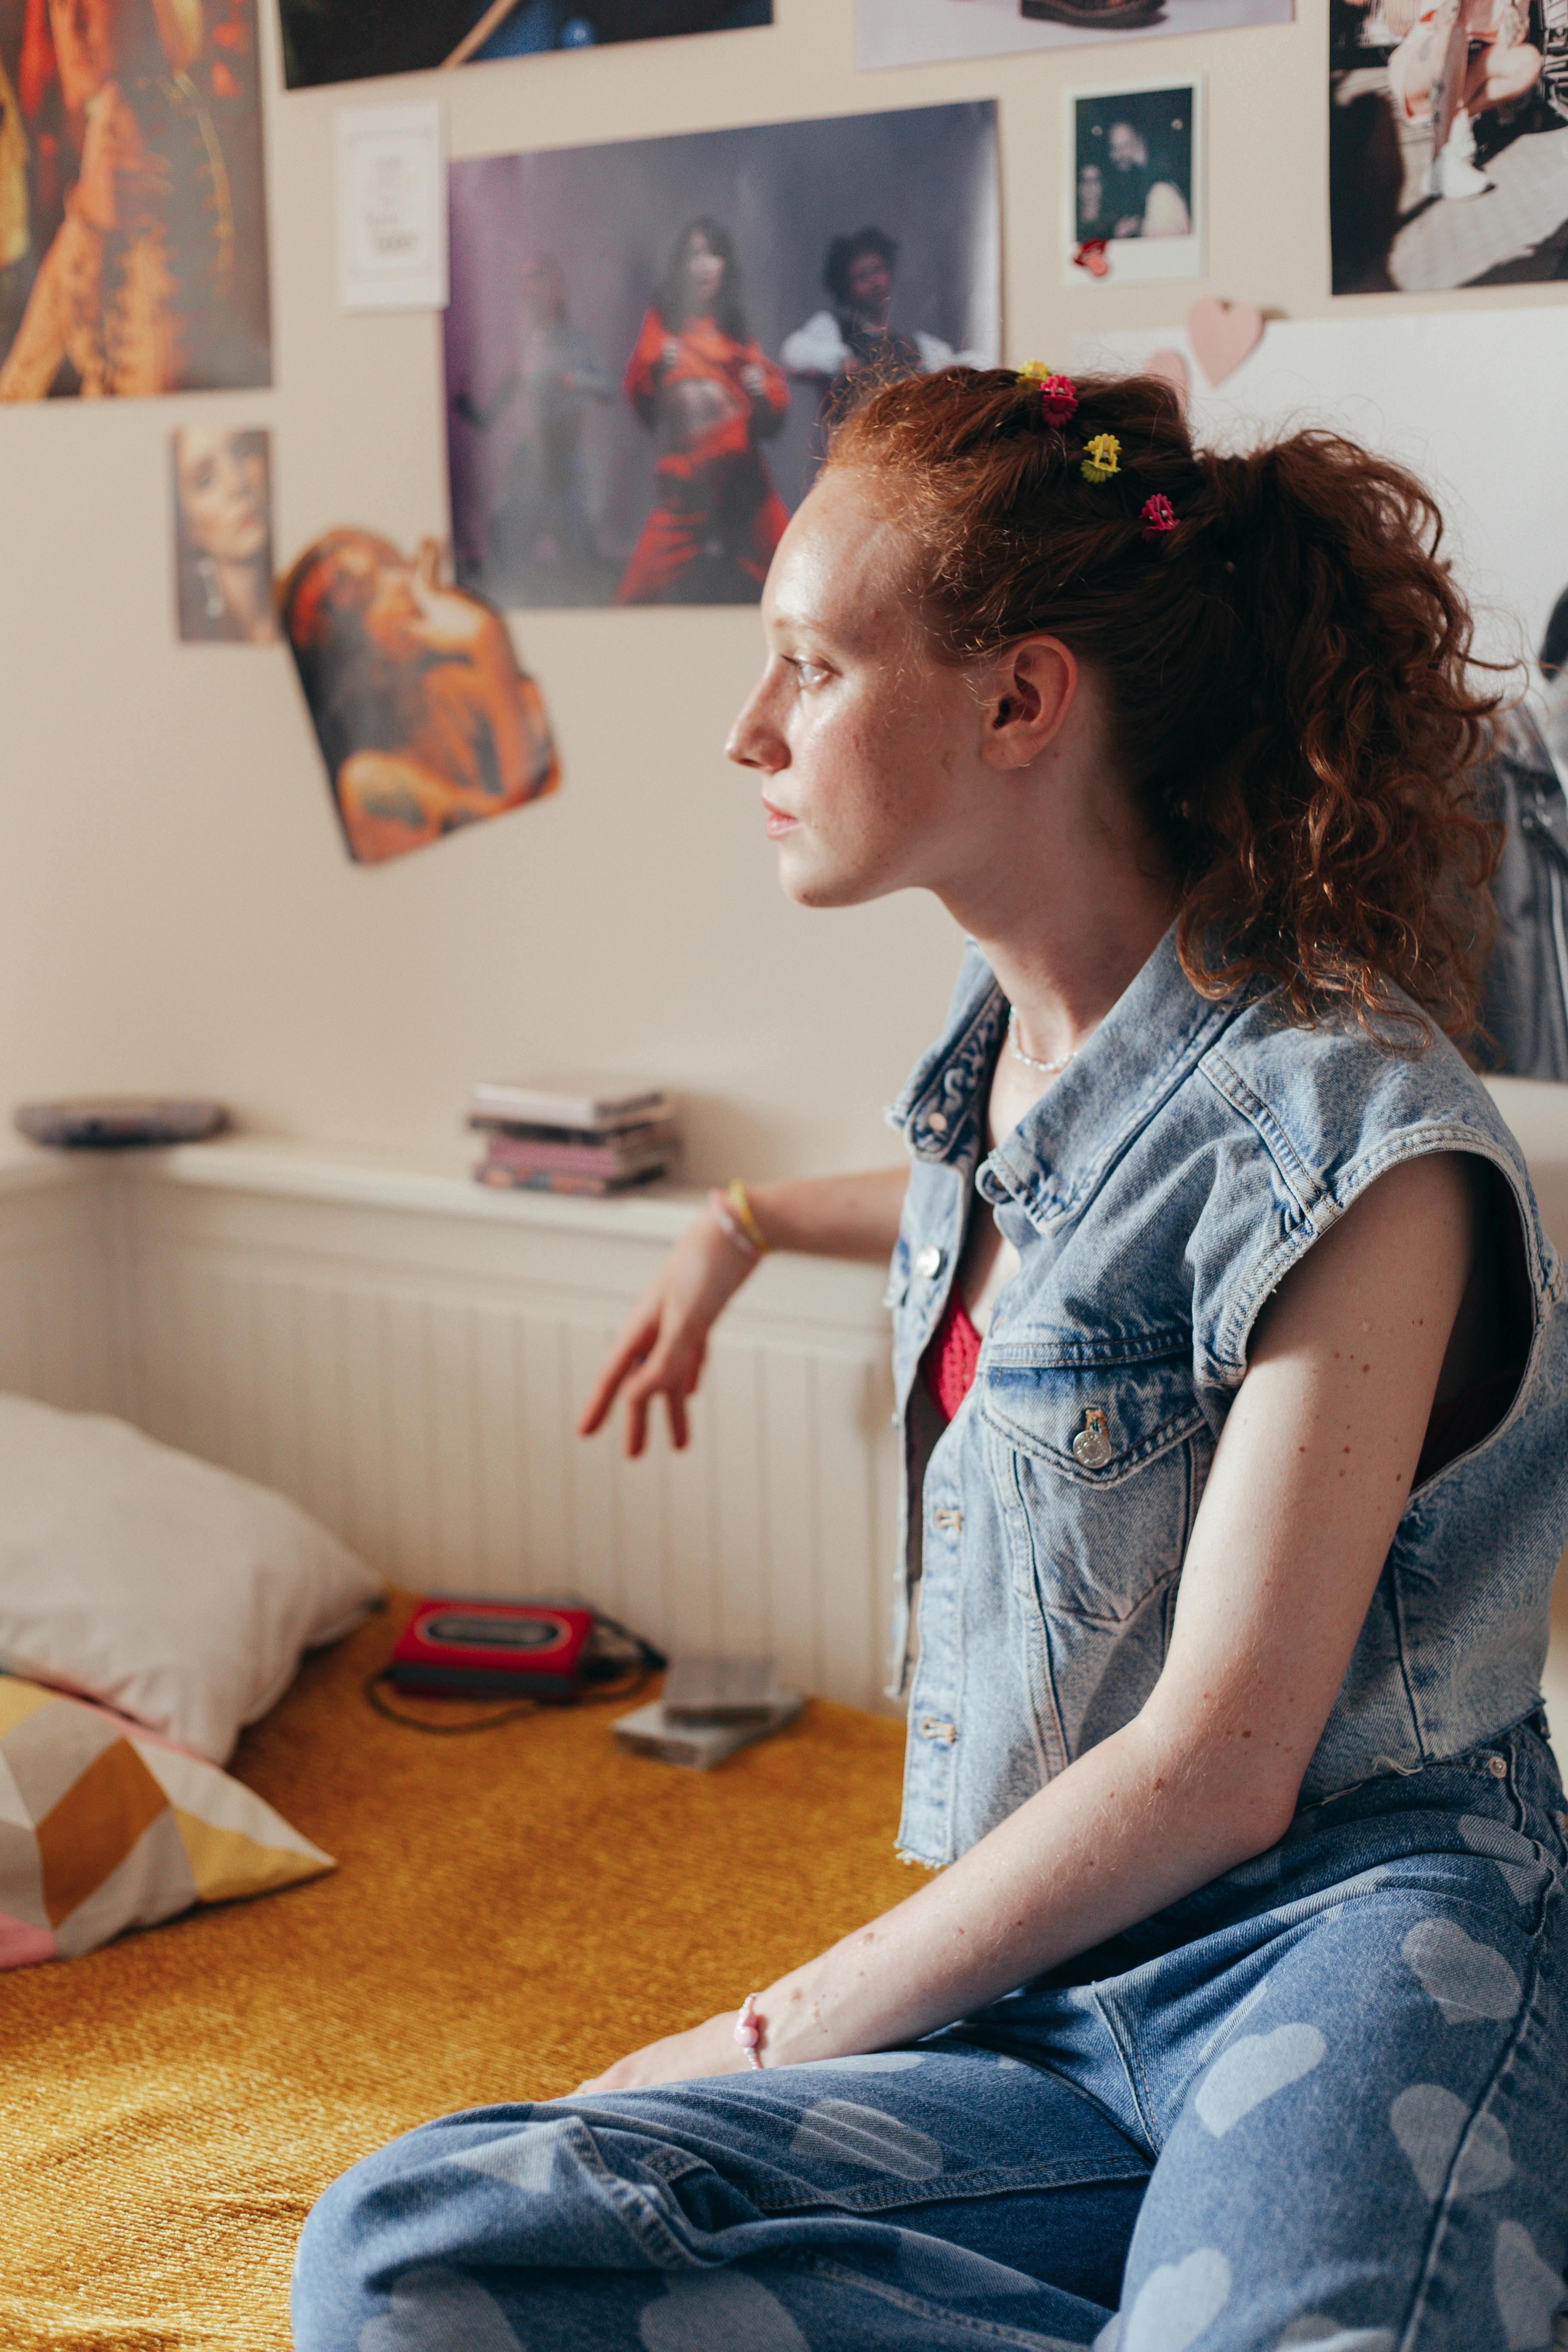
[3, 1595, 911, 2351]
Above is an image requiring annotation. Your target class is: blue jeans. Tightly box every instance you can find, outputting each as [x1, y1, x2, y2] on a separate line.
[294, 1720, 1568, 2349]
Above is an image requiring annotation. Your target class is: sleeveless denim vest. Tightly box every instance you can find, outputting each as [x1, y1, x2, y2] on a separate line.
[885, 929, 1568, 1870]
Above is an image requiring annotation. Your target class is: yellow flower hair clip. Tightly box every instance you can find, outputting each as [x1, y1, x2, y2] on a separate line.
[1081, 433, 1121, 485]
[1016, 360, 1052, 383]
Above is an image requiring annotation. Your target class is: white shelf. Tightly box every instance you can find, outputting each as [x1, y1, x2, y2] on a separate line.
[0, 1133, 704, 1240]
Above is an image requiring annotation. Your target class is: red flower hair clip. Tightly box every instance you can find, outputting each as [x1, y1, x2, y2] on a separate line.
[1140, 493, 1177, 542]
[1016, 362, 1079, 428]
[1038, 373, 1079, 427]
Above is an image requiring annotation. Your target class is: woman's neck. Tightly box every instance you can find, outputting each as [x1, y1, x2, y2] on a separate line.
[948, 818, 1182, 1069]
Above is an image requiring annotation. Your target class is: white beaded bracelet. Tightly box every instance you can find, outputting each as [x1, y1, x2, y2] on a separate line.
[733, 1993, 766, 2069]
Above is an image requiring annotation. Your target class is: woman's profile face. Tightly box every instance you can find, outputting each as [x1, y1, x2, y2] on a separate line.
[726, 468, 1003, 912]
[47, 0, 115, 111]
[176, 430, 269, 563]
[682, 232, 726, 307]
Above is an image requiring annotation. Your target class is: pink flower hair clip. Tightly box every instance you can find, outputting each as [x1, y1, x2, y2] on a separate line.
[1016, 361, 1080, 428]
[1140, 493, 1177, 542]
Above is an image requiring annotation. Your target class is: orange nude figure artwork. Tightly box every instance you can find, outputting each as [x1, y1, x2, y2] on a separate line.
[279, 530, 560, 867]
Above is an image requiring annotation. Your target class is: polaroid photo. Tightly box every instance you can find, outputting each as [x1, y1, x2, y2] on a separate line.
[1064, 76, 1204, 288]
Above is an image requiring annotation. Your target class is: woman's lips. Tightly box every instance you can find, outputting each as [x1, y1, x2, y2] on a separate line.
[763, 798, 800, 839]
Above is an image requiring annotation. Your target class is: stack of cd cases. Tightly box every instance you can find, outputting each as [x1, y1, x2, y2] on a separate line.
[470, 1073, 679, 1198]
[613, 1655, 802, 1770]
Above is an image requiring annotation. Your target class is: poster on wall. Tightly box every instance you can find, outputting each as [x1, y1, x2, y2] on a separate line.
[1065, 77, 1203, 285]
[280, 531, 560, 865]
[0, 0, 270, 399]
[1331, 0, 1568, 293]
[444, 101, 1000, 610]
[856, 0, 1287, 71]
[278, 1, 771, 88]
[172, 426, 278, 642]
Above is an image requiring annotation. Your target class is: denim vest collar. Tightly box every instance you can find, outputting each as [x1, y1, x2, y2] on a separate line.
[888, 925, 1241, 1239]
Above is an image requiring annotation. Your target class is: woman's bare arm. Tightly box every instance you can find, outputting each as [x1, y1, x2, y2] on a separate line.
[579, 1149, 1481, 2086]
[578, 1168, 908, 1456]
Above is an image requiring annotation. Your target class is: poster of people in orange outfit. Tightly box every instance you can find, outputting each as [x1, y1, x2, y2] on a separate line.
[444, 104, 998, 609]
[0, 0, 270, 399]
[280, 530, 559, 865]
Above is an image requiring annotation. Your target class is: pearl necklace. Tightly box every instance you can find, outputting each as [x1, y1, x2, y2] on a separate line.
[1007, 1006, 1078, 1077]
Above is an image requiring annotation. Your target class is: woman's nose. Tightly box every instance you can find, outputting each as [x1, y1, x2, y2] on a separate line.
[725, 686, 784, 774]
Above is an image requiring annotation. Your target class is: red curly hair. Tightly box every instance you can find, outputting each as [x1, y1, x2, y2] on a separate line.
[828, 370, 1500, 1041]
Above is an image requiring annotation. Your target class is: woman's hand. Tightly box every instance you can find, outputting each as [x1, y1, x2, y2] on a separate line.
[573, 2012, 749, 2095]
[578, 1210, 755, 1457]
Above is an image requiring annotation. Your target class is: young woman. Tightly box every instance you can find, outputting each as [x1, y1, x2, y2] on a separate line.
[615, 216, 789, 607]
[293, 371, 1568, 2346]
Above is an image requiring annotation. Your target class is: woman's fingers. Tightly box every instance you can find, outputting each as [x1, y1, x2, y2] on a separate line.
[577, 1310, 661, 1435]
[616, 1345, 698, 1458]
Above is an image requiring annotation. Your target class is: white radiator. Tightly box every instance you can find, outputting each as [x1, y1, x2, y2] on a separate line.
[0, 1142, 902, 1713]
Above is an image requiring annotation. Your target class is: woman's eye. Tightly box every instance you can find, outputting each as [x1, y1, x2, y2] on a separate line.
[790, 659, 830, 688]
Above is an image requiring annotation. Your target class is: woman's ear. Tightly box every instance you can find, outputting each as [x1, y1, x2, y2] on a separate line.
[981, 636, 1078, 771]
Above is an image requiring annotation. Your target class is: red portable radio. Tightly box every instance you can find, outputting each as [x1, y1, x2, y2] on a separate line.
[388, 1599, 597, 1700]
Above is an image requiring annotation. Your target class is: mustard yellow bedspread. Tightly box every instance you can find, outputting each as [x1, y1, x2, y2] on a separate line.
[3, 1598, 911, 2350]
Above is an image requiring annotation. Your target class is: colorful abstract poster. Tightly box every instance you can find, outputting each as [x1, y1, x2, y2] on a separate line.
[172, 425, 277, 641]
[280, 532, 560, 865]
[278, 1, 771, 88]
[1330, 0, 1568, 294]
[0, 0, 270, 398]
[856, 0, 1288, 71]
[444, 101, 999, 610]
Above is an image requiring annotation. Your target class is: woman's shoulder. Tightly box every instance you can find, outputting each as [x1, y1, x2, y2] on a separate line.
[1200, 995, 1523, 1187]
[1179, 998, 1562, 1390]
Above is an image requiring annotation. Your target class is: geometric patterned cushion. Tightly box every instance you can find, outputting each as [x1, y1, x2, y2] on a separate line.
[0, 1677, 332, 1968]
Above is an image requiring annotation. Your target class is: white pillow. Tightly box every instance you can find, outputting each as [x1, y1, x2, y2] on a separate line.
[0, 1394, 379, 1762]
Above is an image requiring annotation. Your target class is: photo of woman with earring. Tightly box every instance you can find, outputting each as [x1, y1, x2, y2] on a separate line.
[171, 425, 277, 643]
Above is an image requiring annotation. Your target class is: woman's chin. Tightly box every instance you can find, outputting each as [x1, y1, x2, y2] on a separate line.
[777, 850, 877, 911]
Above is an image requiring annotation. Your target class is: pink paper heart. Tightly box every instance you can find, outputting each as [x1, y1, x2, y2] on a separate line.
[1146, 348, 1188, 404]
[1185, 298, 1264, 387]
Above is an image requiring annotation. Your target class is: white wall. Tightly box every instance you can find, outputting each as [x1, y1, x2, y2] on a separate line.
[4, 0, 1564, 1181]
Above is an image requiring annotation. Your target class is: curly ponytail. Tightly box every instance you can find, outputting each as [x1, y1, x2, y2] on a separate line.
[828, 370, 1500, 1041]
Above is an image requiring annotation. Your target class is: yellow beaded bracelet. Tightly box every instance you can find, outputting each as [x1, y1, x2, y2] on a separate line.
[726, 1180, 772, 1257]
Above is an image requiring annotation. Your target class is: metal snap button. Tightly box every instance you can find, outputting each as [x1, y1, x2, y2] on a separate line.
[916, 1244, 944, 1280]
[1071, 1407, 1113, 1470]
[1486, 1754, 1508, 1779]
[926, 1112, 948, 1136]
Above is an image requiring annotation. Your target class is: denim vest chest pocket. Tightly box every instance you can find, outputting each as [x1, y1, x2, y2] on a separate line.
[979, 1331, 1212, 1628]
